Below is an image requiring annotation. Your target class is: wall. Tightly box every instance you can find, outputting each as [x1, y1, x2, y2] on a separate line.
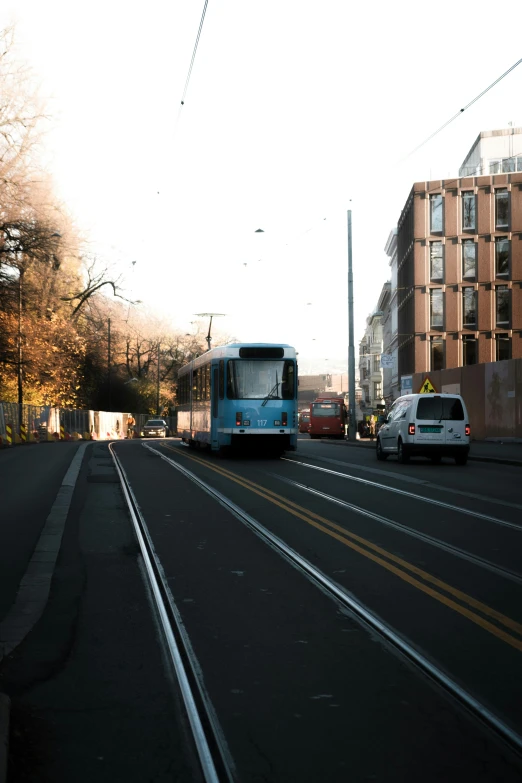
[412, 358, 522, 440]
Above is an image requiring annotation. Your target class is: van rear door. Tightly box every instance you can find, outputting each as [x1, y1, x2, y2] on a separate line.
[414, 397, 445, 445]
[442, 396, 467, 444]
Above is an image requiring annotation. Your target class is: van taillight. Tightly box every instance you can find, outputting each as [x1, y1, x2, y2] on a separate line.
[236, 412, 242, 426]
[465, 424, 470, 436]
[282, 412, 287, 426]
[408, 423, 415, 435]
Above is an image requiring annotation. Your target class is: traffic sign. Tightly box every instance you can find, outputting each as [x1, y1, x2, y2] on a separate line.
[419, 377, 437, 394]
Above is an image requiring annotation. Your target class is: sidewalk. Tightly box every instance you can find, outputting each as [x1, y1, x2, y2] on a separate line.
[342, 437, 522, 466]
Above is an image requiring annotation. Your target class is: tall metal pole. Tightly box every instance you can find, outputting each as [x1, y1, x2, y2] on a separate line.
[156, 342, 161, 415]
[17, 268, 24, 429]
[107, 317, 111, 411]
[347, 210, 356, 441]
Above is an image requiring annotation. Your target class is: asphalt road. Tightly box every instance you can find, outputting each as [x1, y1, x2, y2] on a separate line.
[2, 436, 522, 781]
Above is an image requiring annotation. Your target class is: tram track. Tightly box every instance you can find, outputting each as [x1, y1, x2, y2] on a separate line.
[268, 472, 522, 585]
[281, 456, 522, 531]
[109, 443, 235, 783]
[142, 441, 522, 759]
[284, 452, 522, 516]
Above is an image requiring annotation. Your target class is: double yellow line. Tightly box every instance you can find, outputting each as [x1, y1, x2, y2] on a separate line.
[163, 445, 522, 653]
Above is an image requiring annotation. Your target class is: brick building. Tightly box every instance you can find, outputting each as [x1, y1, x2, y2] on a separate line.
[397, 171, 522, 380]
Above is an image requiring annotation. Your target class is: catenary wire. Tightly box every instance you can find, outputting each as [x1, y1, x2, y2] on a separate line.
[403, 58, 522, 161]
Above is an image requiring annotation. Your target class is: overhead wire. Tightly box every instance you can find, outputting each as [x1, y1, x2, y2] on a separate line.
[174, 0, 209, 132]
[403, 57, 522, 160]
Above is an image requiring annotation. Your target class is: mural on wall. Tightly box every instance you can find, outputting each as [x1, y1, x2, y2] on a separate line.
[485, 362, 515, 437]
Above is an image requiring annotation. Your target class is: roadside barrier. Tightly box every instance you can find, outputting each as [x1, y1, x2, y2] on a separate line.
[20, 424, 27, 443]
[5, 424, 12, 447]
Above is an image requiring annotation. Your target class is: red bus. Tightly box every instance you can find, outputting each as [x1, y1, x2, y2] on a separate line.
[298, 411, 311, 433]
[308, 396, 347, 439]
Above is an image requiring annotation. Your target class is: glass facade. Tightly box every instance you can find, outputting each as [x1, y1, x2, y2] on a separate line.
[430, 289, 443, 329]
[462, 335, 477, 366]
[430, 337, 444, 371]
[430, 241, 443, 282]
[430, 194, 443, 233]
[495, 237, 509, 276]
[462, 192, 476, 231]
[462, 288, 476, 327]
[495, 189, 509, 229]
[496, 286, 509, 327]
[462, 240, 476, 280]
[496, 334, 510, 361]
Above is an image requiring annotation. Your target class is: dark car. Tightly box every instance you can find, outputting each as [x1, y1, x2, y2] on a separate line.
[140, 419, 168, 438]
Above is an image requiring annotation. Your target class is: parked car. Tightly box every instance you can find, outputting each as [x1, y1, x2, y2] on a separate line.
[376, 393, 470, 465]
[140, 419, 168, 438]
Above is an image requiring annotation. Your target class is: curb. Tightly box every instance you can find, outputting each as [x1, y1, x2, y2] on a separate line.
[0, 692, 10, 783]
[466, 456, 522, 467]
[312, 438, 522, 467]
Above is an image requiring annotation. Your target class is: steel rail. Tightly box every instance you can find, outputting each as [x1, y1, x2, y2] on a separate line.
[269, 473, 522, 585]
[146, 442, 522, 758]
[109, 443, 234, 783]
[282, 457, 522, 532]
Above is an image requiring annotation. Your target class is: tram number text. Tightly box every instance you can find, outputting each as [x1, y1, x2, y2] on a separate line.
[257, 419, 267, 426]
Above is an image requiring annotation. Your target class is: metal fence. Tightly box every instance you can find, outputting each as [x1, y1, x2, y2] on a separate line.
[0, 403, 178, 446]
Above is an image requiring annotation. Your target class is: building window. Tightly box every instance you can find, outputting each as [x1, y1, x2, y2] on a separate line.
[495, 189, 509, 229]
[518, 157, 522, 172]
[430, 337, 444, 371]
[430, 241, 443, 282]
[373, 382, 382, 400]
[502, 158, 516, 173]
[495, 237, 509, 277]
[462, 192, 476, 231]
[462, 287, 476, 327]
[430, 288, 444, 329]
[462, 335, 477, 366]
[496, 286, 510, 326]
[489, 159, 501, 174]
[496, 333, 510, 361]
[373, 355, 380, 372]
[462, 240, 477, 280]
[430, 194, 443, 233]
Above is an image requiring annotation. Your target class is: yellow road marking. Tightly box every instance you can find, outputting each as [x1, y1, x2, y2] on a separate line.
[161, 445, 522, 652]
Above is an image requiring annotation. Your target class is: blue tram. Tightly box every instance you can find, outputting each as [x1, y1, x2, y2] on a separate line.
[176, 343, 298, 453]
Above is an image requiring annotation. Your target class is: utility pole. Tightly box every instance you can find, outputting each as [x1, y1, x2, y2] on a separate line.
[156, 342, 161, 415]
[17, 267, 24, 429]
[347, 210, 356, 441]
[107, 318, 111, 411]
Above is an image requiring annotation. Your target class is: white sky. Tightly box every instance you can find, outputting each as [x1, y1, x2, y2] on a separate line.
[2, 1, 522, 373]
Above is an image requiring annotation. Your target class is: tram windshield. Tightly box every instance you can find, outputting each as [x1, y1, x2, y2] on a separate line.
[227, 360, 295, 400]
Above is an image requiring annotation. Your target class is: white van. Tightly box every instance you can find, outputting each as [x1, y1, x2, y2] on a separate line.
[376, 393, 470, 465]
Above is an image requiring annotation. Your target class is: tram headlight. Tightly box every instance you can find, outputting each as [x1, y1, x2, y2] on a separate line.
[282, 412, 288, 426]
[274, 420, 281, 426]
[243, 420, 250, 426]
[236, 412, 242, 426]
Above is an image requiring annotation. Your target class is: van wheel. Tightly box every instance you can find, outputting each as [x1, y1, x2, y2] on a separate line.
[455, 454, 468, 465]
[397, 439, 410, 464]
[376, 438, 388, 461]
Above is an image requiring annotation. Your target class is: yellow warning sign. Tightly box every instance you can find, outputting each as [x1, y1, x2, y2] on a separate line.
[419, 377, 437, 394]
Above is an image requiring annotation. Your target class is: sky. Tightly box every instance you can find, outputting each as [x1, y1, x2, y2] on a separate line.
[2, 1, 522, 374]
